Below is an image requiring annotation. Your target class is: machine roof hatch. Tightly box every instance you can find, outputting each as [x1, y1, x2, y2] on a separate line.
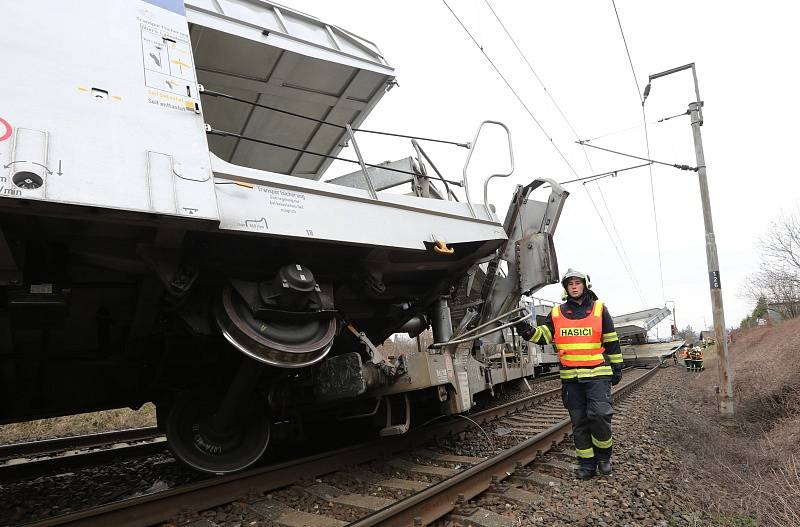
[186, 0, 395, 179]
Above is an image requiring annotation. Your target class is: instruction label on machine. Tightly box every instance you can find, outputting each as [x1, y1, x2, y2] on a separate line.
[138, 1, 200, 112]
[263, 188, 307, 215]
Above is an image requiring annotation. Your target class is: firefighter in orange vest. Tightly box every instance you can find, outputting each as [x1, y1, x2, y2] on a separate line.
[681, 346, 691, 371]
[515, 269, 622, 480]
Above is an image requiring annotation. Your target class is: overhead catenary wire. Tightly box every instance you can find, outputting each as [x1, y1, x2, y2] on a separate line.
[484, 0, 643, 289]
[583, 185, 647, 305]
[584, 172, 647, 312]
[594, 181, 647, 302]
[441, 0, 581, 179]
[577, 141, 697, 171]
[581, 122, 651, 144]
[582, 119, 658, 143]
[555, 162, 651, 186]
[591, 179, 648, 306]
[200, 88, 471, 149]
[579, 110, 688, 143]
[482, 0, 595, 175]
[641, 117, 666, 302]
[477, 0, 645, 302]
[610, 0, 666, 302]
[610, 0, 644, 99]
[658, 110, 689, 123]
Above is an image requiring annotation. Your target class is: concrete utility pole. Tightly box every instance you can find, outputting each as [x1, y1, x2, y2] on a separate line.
[644, 63, 735, 418]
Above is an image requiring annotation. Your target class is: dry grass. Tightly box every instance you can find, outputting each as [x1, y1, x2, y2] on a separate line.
[0, 404, 156, 445]
[673, 318, 800, 526]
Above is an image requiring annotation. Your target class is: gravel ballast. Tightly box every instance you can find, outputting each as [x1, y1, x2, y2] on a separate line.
[436, 365, 715, 526]
[6, 367, 732, 527]
[173, 367, 717, 527]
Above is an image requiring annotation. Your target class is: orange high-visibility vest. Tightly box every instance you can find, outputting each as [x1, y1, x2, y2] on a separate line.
[552, 301, 605, 368]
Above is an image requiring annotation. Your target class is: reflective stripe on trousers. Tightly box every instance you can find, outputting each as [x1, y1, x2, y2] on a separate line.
[562, 379, 614, 465]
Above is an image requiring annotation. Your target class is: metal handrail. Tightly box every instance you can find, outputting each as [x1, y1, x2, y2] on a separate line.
[431, 307, 531, 348]
[455, 306, 527, 340]
[411, 139, 459, 201]
[462, 120, 514, 218]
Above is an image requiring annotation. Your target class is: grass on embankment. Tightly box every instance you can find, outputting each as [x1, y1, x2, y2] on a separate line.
[674, 318, 800, 526]
[0, 404, 156, 445]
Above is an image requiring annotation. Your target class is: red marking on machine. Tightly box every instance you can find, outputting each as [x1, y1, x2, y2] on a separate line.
[0, 117, 11, 142]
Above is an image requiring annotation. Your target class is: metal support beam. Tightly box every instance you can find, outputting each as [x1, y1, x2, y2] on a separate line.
[196, 68, 369, 112]
[431, 297, 453, 343]
[346, 123, 378, 200]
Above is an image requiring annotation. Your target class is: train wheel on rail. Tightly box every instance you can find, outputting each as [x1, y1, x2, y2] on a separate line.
[168, 265, 337, 473]
[214, 267, 336, 369]
[166, 390, 270, 474]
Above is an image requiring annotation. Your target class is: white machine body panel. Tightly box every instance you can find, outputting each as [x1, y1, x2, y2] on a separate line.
[211, 155, 505, 250]
[0, 0, 219, 220]
[0, 0, 508, 253]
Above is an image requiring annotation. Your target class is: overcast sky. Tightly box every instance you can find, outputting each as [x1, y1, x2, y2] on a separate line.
[285, 0, 800, 335]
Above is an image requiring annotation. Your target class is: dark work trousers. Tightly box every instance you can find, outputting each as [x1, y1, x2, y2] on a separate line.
[562, 379, 614, 466]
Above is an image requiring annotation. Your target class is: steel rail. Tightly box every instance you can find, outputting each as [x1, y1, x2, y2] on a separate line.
[22, 367, 652, 527]
[350, 365, 659, 526]
[0, 440, 167, 483]
[21, 380, 564, 527]
[0, 427, 161, 460]
[529, 371, 560, 384]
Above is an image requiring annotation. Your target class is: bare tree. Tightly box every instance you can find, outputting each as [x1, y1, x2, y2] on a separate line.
[677, 324, 698, 343]
[761, 212, 800, 272]
[741, 211, 800, 320]
[742, 264, 800, 319]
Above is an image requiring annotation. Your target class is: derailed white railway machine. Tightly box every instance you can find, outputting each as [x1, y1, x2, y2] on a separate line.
[0, 0, 568, 473]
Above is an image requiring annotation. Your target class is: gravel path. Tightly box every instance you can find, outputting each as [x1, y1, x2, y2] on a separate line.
[166, 369, 688, 527]
[436, 365, 714, 526]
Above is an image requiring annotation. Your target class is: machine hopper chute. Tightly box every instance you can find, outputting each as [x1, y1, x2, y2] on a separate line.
[187, 0, 395, 179]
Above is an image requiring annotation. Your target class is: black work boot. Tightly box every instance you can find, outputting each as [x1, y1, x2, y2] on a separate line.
[575, 464, 596, 480]
[597, 459, 613, 476]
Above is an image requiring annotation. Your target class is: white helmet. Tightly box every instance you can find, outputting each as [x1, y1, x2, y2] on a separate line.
[561, 268, 591, 290]
[560, 268, 597, 301]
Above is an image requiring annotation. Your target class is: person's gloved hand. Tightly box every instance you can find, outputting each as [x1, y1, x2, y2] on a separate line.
[513, 319, 534, 340]
[611, 366, 623, 386]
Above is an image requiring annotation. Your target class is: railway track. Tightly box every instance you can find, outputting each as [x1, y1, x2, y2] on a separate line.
[0, 373, 560, 486]
[18, 365, 657, 527]
[0, 427, 165, 482]
[528, 371, 560, 384]
[355, 367, 656, 527]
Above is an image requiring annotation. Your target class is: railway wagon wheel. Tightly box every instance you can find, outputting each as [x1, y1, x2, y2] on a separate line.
[215, 279, 336, 369]
[169, 266, 336, 473]
[166, 390, 270, 474]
